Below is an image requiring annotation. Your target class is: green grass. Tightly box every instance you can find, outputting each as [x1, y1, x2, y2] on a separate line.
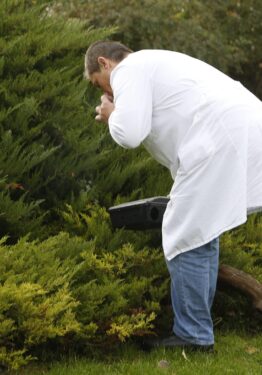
[10, 332, 262, 375]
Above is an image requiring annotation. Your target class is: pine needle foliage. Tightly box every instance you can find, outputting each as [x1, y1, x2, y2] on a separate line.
[0, 0, 111, 240]
[220, 213, 262, 282]
[87, 144, 172, 207]
[59, 0, 262, 99]
[0, 0, 261, 371]
[0, 204, 261, 370]
[0, 208, 168, 370]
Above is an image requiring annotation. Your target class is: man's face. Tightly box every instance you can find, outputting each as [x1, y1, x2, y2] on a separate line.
[90, 70, 112, 96]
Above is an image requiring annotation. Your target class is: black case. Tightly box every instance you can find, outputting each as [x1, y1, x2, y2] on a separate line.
[108, 196, 169, 230]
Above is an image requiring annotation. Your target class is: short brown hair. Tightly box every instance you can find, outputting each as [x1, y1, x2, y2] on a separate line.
[84, 40, 132, 79]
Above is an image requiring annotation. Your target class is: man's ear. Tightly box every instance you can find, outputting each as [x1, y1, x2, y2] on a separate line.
[97, 56, 108, 70]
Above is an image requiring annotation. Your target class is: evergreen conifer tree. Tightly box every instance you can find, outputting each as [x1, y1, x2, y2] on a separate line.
[0, 0, 110, 240]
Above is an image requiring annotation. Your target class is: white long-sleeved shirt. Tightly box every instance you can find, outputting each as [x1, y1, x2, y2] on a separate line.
[109, 50, 262, 260]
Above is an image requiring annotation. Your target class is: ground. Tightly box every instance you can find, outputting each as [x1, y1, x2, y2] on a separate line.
[9, 331, 262, 375]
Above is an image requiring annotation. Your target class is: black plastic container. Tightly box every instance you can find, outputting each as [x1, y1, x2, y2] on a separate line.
[108, 196, 169, 230]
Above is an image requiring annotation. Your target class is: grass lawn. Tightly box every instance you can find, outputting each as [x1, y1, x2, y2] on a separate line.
[10, 331, 262, 375]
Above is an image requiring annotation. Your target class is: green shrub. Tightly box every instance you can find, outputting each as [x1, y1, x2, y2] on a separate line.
[1, 204, 261, 370]
[0, 206, 168, 370]
[0, 234, 81, 370]
[0, 0, 112, 241]
[1, 1, 261, 371]
[59, 0, 262, 98]
[220, 213, 262, 282]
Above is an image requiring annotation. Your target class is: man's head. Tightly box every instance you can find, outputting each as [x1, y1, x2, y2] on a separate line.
[84, 40, 132, 95]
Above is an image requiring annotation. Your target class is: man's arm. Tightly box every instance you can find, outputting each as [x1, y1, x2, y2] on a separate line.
[107, 65, 152, 149]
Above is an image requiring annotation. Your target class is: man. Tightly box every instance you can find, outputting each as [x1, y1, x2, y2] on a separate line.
[84, 40, 262, 351]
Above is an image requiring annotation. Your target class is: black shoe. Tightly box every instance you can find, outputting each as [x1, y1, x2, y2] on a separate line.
[141, 335, 214, 353]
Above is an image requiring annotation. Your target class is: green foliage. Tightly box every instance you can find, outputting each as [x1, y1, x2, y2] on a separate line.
[86, 146, 172, 207]
[0, 0, 112, 240]
[1, 0, 261, 371]
[0, 4, 170, 367]
[1, 203, 261, 370]
[0, 206, 168, 370]
[220, 213, 262, 282]
[0, 234, 81, 370]
[60, 0, 262, 98]
[213, 213, 262, 330]
[0, 173, 44, 241]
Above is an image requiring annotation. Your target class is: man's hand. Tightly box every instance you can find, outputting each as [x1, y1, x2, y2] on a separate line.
[95, 94, 115, 124]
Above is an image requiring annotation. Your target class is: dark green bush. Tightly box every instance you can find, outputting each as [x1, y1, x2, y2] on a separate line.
[60, 0, 262, 98]
[0, 0, 112, 240]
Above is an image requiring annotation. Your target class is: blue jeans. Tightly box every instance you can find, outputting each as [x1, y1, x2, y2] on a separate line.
[165, 237, 219, 345]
